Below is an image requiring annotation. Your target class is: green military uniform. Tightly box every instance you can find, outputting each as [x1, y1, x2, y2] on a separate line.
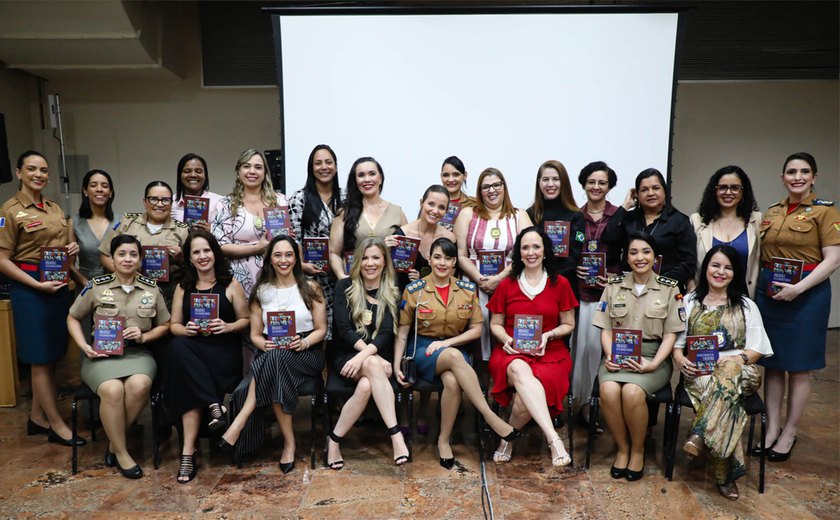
[759, 193, 840, 264]
[592, 273, 685, 395]
[69, 273, 170, 391]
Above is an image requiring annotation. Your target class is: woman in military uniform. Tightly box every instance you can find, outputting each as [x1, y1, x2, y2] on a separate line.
[0, 150, 84, 447]
[754, 152, 840, 462]
[67, 234, 171, 478]
[593, 231, 684, 481]
[394, 237, 520, 469]
[99, 180, 189, 306]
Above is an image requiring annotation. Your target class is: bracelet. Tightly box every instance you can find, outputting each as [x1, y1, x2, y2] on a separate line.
[303, 338, 309, 350]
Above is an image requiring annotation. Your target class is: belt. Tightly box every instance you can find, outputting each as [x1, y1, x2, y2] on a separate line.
[762, 261, 818, 272]
[14, 261, 39, 272]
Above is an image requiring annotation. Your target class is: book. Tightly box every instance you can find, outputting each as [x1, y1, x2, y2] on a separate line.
[263, 206, 292, 239]
[39, 246, 69, 283]
[766, 257, 804, 296]
[512, 314, 543, 353]
[391, 236, 421, 273]
[141, 246, 170, 282]
[579, 252, 606, 288]
[544, 220, 570, 257]
[266, 310, 296, 349]
[439, 200, 462, 229]
[611, 328, 642, 366]
[183, 195, 210, 227]
[190, 293, 219, 334]
[653, 254, 663, 275]
[92, 315, 126, 355]
[344, 251, 354, 274]
[477, 249, 505, 276]
[302, 237, 329, 270]
[685, 335, 719, 376]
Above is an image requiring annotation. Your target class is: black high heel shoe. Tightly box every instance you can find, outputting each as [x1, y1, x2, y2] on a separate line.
[767, 438, 797, 462]
[27, 419, 50, 436]
[625, 456, 645, 482]
[610, 465, 627, 479]
[117, 461, 143, 479]
[177, 453, 198, 483]
[279, 460, 295, 474]
[104, 447, 117, 468]
[48, 428, 87, 447]
[749, 429, 780, 457]
[387, 424, 410, 466]
[217, 437, 235, 454]
[208, 403, 227, 431]
[326, 431, 345, 470]
[438, 440, 455, 470]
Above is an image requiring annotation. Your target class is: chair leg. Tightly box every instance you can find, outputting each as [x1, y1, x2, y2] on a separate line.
[322, 391, 330, 468]
[310, 393, 318, 470]
[71, 398, 79, 475]
[585, 395, 598, 469]
[759, 412, 766, 494]
[151, 392, 161, 470]
[666, 404, 681, 481]
[86, 395, 97, 442]
[407, 390, 414, 457]
[566, 393, 574, 467]
[747, 414, 756, 452]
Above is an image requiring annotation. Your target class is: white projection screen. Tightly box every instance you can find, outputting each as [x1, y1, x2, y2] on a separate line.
[272, 8, 681, 213]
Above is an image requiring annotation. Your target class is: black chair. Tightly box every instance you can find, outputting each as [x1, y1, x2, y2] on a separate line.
[664, 378, 766, 493]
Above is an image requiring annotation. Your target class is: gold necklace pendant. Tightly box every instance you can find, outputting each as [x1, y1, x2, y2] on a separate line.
[253, 216, 264, 228]
[490, 226, 501, 239]
[362, 309, 373, 326]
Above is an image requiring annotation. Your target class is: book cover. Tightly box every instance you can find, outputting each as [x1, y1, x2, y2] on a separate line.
[266, 310, 296, 349]
[544, 220, 570, 257]
[391, 236, 421, 273]
[766, 257, 804, 296]
[686, 335, 719, 376]
[190, 293, 219, 335]
[344, 251, 354, 274]
[263, 206, 292, 239]
[611, 328, 643, 366]
[512, 314, 543, 353]
[92, 314, 126, 355]
[183, 195, 210, 226]
[439, 200, 462, 229]
[141, 246, 170, 282]
[579, 252, 606, 288]
[302, 237, 329, 270]
[39, 246, 69, 283]
[477, 249, 505, 276]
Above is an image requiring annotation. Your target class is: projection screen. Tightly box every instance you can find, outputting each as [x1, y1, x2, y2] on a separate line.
[272, 8, 681, 213]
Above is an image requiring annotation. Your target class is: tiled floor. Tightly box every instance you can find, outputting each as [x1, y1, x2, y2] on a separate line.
[1, 330, 837, 519]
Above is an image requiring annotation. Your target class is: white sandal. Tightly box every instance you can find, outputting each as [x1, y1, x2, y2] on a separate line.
[549, 437, 571, 467]
[493, 440, 513, 464]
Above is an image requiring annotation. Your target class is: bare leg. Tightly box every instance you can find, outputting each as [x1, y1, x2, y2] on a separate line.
[493, 394, 530, 462]
[776, 370, 810, 452]
[181, 409, 201, 456]
[328, 377, 372, 466]
[31, 364, 72, 438]
[123, 374, 152, 426]
[272, 404, 296, 464]
[359, 356, 408, 462]
[438, 371, 461, 461]
[763, 368, 785, 446]
[600, 381, 628, 469]
[98, 380, 135, 469]
[621, 384, 648, 472]
[221, 378, 257, 446]
[506, 360, 557, 442]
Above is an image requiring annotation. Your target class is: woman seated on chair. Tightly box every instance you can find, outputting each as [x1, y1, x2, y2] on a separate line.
[166, 229, 250, 483]
[394, 237, 521, 469]
[673, 245, 772, 500]
[326, 236, 410, 469]
[487, 226, 577, 468]
[593, 231, 684, 482]
[217, 236, 326, 474]
[67, 234, 171, 479]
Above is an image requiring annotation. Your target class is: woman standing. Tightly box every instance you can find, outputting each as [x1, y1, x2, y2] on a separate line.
[487, 227, 577, 467]
[325, 237, 410, 469]
[754, 152, 840, 462]
[439, 156, 475, 230]
[166, 230, 250, 483]
[67, 235, 171, 478]
[218, 236, 326, 473]
[171, 153, 224, 228]
[73, 169, 116, 284]
[0, 151, 83, 446]
[454, 168, 532, 359]
[689, 166, 761, 297]
[329, 157, 407, 279]
[593, 231, 684, 481]
[674, 246, 772, 500]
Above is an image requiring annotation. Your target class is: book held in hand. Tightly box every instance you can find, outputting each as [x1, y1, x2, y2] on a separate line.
[344, 251, 354, 274]
[512, 314, 543, 353]
[302, 237, 329, 270]
[611, 328, 642, 366]
[391, 236, 421, 273]
[685, 335, 719, 376]
[263, 206, 292, 239]
[141, 246, 170, 282]
[183, 195, 210, 227]
[766, 257, 804, 296]
[439, 201, 461, 229]
[544, 220, 570, 257]
[190, 293, 219, 334]
[93, 315, 126, 355]
[653, 254, 663, 275]
[39, 246, 69, 283]
[266, 311, 296, 349]
[477, 249, 505, 276]
[579, 252, 606, 288]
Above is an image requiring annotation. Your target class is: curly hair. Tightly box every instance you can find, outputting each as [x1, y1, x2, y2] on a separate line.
[508, 226, 560, 283]
[229, 149, 280, 216]
[696, 165, 758, 225]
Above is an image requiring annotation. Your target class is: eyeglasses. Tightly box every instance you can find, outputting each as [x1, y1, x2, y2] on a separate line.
[715, 185, 743, 194]
[585, 179, 609, 187]
[480, 182, 504, 193]
[146, 196, 173, 206]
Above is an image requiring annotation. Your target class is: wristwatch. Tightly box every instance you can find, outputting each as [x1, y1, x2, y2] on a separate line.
[739, 353, 749, 364]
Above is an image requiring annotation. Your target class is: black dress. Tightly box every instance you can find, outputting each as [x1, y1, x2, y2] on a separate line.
[165, 282, 243, 421]
[528, 201, 585, 298]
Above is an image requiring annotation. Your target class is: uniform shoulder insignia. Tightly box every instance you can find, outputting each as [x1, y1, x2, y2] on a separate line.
[124, 212, 141, 220]
[768, 200, 783, 208]
[92, 274, 114, 285]
[406, 279, 426, 293]
[608, 274, 624, 284]
[812, 198, 835, 206]
[137, 274, 158, 287]
[456, 279, 476, 292]
[173, 218, 189, 228]
[80, 281, 93, 296]
[656, 275, 678, 287]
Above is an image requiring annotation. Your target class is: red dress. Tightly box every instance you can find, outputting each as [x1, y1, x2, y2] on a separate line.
[487, 275, 578, 416]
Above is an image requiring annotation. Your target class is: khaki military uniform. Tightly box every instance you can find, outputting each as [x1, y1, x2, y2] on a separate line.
[399, 276, 483, 336]
[0, 191, 73, 262]
[759, 193, 840, 264]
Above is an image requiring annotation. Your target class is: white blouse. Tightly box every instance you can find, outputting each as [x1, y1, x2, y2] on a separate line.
[257, 284, 315, 335]
[675, 293, 773, 358]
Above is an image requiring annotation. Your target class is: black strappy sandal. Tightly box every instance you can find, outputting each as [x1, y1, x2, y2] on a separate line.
[177, 452, 198, 483]
[208, 403, 227, 431]
[387, 424, 410, 466]
[326, 431, 345, 470]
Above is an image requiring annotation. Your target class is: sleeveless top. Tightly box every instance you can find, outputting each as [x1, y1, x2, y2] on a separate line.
[256, 284, 315, 334]
[180, 281, 238, 346]
[466, 211, 519, 269]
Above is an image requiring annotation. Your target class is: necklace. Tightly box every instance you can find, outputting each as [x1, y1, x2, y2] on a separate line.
[195, 279, 217, 293]
[587, 207, 605, 214]
[518, 269, 547, 299]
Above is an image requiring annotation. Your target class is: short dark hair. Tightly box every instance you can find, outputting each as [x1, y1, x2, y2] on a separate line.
[578, 161, 617, 189]
[697, 165, 758, 225]
[175, 153, 209, 201]
[78, 169, 116, 221]
[109, 234, 141, 257]
[625, 230, 658, 263]
[429, 237, 457, 258]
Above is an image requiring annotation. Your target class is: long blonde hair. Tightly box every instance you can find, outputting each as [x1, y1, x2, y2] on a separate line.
[345, 237, 398, 340]
[229, 149, 279, 216]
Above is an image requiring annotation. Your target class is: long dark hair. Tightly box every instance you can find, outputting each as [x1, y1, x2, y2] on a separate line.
[78, 169, 115, 220]
[301, 144, 342, 232]
[693, 245, 747, 310]
[697, 165, 758, 225]
[342, 156, 386, 252]
[250, 235, 322, 310]
[175, 153, 209, 201]
[509, 226, 560, 282]
[179, 229, 232, 291]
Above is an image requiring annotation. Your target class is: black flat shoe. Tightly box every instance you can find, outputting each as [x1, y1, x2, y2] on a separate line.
[48, 428, 87, 447]
[117, 461, 143, 479]
[610, 465, 627, 479]
[104, 448, 117, 468]
[625, 467, 644, 482]
[279, 460, 295, 474]
[767, 438, 797, 462]
[27, 419, 50, 436]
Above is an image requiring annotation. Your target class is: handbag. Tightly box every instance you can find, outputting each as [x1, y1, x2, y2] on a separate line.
[400, 297, 428, 386]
